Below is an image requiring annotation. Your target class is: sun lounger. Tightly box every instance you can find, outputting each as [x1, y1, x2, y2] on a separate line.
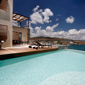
[28, 45, 38, 49]
[35, 40, 52, 48]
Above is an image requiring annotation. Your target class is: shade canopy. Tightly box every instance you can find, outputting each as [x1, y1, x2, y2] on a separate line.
[13, 12, 28, 22]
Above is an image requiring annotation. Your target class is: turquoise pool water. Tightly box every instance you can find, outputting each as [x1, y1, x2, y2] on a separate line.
[0, 49, 85, 85]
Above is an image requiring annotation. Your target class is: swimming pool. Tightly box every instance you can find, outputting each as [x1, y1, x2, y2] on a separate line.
[0, 49, 85, 85]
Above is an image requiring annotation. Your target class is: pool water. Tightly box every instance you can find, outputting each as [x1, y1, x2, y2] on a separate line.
[0, 49, 85, 85]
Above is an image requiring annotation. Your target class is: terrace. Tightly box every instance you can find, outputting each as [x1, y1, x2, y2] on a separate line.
[0, 45, 58, 60]
[0, 0, 59, 60]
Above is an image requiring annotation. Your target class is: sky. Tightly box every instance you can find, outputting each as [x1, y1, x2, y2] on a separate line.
[13, 0, 85, 40]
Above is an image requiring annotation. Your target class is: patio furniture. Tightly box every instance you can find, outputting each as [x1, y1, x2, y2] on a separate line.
[35, 40, 52, 48]
[28, 45, 38, 49]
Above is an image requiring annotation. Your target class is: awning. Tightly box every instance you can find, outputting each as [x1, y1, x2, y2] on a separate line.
[12, 12, 28, 22]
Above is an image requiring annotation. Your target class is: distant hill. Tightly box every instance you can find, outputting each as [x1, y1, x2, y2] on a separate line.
[30, 36, 72, 41]
[30, 37, 85, 45]
[81, 40, 85, 42]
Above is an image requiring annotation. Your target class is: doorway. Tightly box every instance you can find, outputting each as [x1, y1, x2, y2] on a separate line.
[19, 32, 22, 43]
[12, 31, 22, 44]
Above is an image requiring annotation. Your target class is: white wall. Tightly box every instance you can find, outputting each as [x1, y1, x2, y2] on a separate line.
[0, 0, 13, 47]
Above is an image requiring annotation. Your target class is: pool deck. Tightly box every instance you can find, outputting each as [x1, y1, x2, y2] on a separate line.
[0, 45, 58, 60]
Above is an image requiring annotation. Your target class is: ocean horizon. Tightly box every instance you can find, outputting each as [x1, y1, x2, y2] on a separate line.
[68, 45, 85, 51]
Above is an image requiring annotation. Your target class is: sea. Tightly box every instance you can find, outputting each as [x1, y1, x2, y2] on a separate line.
[68, 45, 85, 51]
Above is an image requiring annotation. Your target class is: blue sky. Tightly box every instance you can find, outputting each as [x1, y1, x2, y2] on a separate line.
[13, 0, 85, 40]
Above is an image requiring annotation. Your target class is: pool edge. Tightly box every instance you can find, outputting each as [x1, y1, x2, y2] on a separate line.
[0, 48, 58, 60]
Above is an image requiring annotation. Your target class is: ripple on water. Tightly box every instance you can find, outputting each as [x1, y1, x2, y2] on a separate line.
[38, 71, 85, 85]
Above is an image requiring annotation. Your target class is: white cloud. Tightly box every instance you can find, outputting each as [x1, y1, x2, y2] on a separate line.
[46, 23, 59, 32]
[49, 20, 52, 22]
[30, 26, 85, 40]
[30, 12, 44, 24]
[36, 30, 48, 37]
[79, 29, 85, 34]
[81, 36, 85, 40]
[33, 5, 39, 12]
[12, 20, 19, 27]
[43, 16, 50, 23]
[58, 31, 66, 35]
[46, 26, 53, 32]
[35, 26, 41, 32]
[66, 16, 75, 23]
[65, 29, 85, 40]
[42, 8, 53, 16]
[52, 23, 59, 29]
[56, 18, 59, 21]
[68, 29, 78, 35]
[30, 32, 36, 37]
[42, 8, 53, 23]
[29, 22, 34, 33]
[38, 9, 43, 13]
[30, 6, 53, 25]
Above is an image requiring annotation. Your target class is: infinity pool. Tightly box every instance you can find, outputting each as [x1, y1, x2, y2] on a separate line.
[0, 49, 85, 85]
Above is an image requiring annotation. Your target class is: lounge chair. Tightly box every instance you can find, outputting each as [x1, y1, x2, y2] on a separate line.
[35, 40, 52, 48]
[28, 45, 38, 49]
